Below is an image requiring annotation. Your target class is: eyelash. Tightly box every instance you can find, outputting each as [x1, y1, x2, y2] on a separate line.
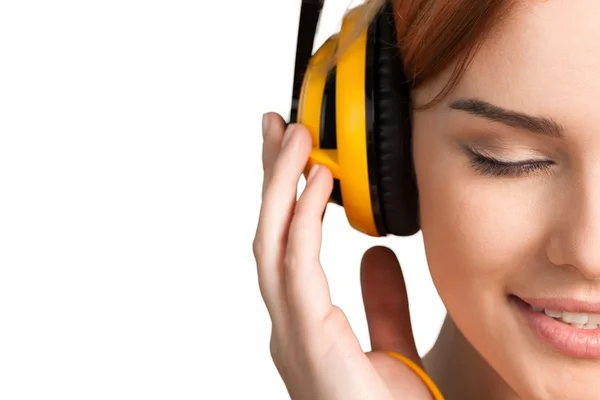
[466, 149, 554, 177]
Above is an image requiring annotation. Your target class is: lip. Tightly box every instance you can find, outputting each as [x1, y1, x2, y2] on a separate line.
[511, 295, 600, 359]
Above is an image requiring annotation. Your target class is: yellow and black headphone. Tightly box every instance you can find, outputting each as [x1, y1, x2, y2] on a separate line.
[290, 0, 419, 238]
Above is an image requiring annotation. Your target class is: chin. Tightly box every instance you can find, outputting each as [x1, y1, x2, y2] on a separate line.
[444, 288, 600, 399]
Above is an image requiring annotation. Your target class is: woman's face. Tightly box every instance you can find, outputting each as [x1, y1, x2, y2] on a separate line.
[412, 1, 600, 397]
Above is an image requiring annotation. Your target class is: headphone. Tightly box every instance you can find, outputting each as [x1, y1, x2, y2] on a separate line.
[289, 0, 419, 237]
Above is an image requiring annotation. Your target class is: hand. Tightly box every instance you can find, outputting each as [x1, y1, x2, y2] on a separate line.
[253, 112, 438, 399]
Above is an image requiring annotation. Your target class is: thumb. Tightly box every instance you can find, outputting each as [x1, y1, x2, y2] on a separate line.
[360, 245, 421, 366]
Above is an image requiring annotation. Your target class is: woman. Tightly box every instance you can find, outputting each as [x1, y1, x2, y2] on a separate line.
[253, 0, 600, 398]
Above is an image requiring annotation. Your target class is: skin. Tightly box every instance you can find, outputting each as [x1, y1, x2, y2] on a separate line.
[415, 1, 600, 398]
[254, 0, 600, 398]
[254, 116, 434, 399]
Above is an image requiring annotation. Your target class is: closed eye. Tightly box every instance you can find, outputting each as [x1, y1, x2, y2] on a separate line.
[464, 147, 555, 178]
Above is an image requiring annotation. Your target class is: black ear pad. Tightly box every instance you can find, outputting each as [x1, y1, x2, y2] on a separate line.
[369, 5, 420, 236]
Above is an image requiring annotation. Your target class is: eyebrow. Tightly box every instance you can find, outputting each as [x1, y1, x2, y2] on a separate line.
[448, 98, 564, 138]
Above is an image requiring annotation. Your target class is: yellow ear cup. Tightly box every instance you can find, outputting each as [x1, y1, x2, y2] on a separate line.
[297, 5, 379, 237]
[335, 6, 378, 236]
[297, 35, 339, 178]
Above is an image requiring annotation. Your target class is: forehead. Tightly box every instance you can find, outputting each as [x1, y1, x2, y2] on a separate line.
[448, 0, 600, 127]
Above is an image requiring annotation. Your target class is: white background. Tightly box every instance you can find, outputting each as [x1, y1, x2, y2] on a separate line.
[0, 0, 444, 398]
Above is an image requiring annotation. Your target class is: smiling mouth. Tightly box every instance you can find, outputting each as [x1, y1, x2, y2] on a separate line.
[511, 295, 600, 359]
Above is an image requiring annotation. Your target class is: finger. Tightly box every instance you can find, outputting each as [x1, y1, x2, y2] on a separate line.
[285, 162, 334, 327]
[254, 124, 312, 324]
[360, 246, 422, 366]
[261, 112, 287, 198]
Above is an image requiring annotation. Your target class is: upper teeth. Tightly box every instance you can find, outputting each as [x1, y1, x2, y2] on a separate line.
[532, 306, 600, 329]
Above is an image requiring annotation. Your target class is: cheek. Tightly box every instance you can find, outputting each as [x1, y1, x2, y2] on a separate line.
[409, 119, 600, 396]
[410, 116, 552, 303]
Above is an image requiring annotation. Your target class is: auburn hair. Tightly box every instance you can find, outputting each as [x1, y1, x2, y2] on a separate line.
[335, 0, 515, 107]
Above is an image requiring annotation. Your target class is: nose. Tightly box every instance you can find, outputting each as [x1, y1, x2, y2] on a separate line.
[547, 181, 600, 280]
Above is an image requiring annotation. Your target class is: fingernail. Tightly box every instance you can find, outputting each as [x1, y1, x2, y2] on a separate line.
[281, 124, 295, 148]
[307, 164, 320, 182]
[262, 113, 269, 136]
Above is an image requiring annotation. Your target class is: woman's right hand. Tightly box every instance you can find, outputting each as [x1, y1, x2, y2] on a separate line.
[252, 112, 441, 399]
